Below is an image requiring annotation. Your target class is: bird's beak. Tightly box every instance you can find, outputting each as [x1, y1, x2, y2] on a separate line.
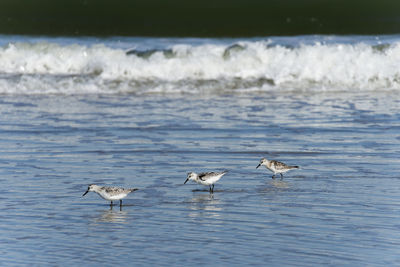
[82, 190, 89, 197]
[256, 164, 261, 169]
[184, 178, 189, 184]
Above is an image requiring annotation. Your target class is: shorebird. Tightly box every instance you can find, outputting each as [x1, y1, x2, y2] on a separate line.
[184, 171, 227, 193]
[256, 158, 299, 179]
[82, 184, 138, 206]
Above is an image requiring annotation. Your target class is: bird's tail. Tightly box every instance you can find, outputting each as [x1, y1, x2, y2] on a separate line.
[291, 166, 299, 169]
[130, 188, 139, 192]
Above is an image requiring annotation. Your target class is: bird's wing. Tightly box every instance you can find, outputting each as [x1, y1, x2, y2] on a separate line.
[104, 187, 127, 195]
[198, 171, 227, 181]
[271, 161, 289, 170]
[198, 172, 214, 181]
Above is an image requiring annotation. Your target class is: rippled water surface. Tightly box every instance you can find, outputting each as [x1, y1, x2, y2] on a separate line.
[1, 92, 400, 266]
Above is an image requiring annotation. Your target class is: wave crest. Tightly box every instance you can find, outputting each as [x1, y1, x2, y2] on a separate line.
[1, 39, 400, 94]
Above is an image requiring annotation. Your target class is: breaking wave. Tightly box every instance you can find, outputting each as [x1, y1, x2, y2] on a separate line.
[1, 36, 400, 94]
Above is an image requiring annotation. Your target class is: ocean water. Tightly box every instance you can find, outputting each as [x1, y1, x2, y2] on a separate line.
[1, 35, 400, 266]
[1, 0, 400, 36]
[2, 34, 400, 94]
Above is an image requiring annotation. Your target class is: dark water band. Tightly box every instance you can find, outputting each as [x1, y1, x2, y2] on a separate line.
[1, 0, 400, 37]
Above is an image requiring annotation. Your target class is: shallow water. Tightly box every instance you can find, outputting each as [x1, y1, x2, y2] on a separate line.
[1, 92, 400, 266]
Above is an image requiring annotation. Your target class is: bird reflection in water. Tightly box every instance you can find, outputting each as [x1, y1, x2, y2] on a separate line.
[95, 206, 129, 223]
[270, 179, 289, 189]
[187, 193, 222, 219]
[258, 179, 290, 194]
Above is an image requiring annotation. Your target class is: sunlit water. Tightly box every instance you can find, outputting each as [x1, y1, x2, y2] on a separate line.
[1, 92, 399, 266]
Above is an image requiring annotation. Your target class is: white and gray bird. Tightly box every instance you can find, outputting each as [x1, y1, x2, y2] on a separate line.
[256, 158, 299, 179]
[184, 171, 228, 193]
[82, 184, 138, 206]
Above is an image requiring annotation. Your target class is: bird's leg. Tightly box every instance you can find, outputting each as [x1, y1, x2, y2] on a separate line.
[120, 199, 123, 206]
[209, 185, 212, 193]
[211, 184, 214, 193]
[280, 173, 283, 180]
[272, 174, 276, 179]
[110, 201, 113, 207]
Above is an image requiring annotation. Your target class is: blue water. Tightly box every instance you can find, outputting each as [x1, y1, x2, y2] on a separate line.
[1, 35, 400, 266]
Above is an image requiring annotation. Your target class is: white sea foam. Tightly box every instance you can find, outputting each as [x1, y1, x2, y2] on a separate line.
[1, 37, 400, 94]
